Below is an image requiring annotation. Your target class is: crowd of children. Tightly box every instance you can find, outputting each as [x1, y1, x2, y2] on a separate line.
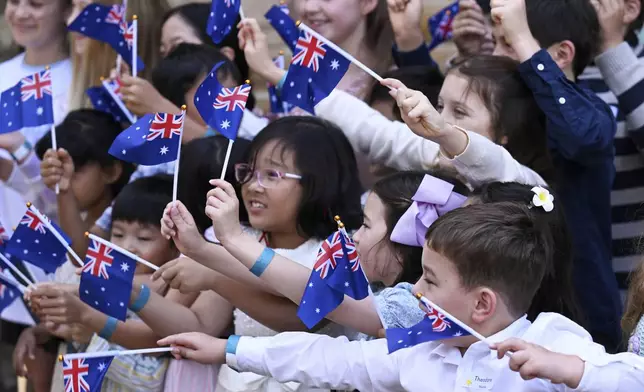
[1, 0, 644, 391]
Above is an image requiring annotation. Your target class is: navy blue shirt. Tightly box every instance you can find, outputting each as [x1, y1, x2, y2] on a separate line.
[519, 49, 622, 349]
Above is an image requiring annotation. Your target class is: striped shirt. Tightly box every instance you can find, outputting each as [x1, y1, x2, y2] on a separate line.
[577, 36, 644, 294]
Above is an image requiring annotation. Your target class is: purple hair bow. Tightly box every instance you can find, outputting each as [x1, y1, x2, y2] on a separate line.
[390, 175, 467, 247]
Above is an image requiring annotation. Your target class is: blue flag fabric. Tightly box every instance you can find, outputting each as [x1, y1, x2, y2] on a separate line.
[67, 3, 144, 71]
[427, 1, 459, 51]
[297, 230, 369, 328]
[386, 299, 471, 353]
[267, 56, 293, 115]
[5, 209, 71, 274]
[0, 69, 55, 134]
[0, 270, 22, 315]
[265, 5, 298, 52]
[108, 112, 184, 165]
[86, 82, 134, 124]
[282, 30, 350, 114]
[0, 221, 8, 253]
[207, 0, 241, 44]
[62, 355, 113, 392]
[79, 239, 136, 321]
[194, 63, 250, 140]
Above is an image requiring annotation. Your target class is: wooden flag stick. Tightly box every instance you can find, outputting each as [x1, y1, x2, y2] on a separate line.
[172, 105, 187, 202]
[86, 233, 158, 271]
[61, 347, 173, 361]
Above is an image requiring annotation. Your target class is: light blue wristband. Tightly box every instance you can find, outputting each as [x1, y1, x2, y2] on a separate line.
[98, 316, 118, 340]
[249, 248, 275, 277]
[130, 284, 150, 312]
[226, 335, 241, 355]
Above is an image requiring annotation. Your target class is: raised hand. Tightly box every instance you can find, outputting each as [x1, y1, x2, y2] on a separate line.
[150, 256, 218, 294]
[238, 18, 285, 85]
[160, 200, 208, 258]
[206, 179, 244, 246]
[453, 0, 494, 57]
[40, 148, 74, 192]
[387, 0, 425, 51]
[158, 332, 227, 364]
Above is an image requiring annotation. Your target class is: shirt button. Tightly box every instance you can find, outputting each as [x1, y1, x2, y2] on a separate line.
[559, 97, 566, 104]
[537, 64, 545, 71]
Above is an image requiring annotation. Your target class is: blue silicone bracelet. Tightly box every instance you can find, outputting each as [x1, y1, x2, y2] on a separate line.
[98, 316, 118, 340]
[130, 284, 150, 312]
[249, 248, 275, 277]
[226, 335, 241, 355]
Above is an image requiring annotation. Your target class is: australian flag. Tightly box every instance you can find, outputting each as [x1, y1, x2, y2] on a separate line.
[282, 30, 350, 114]
[5, 208, 71, 274]
[0, 221, 8, 253]
[386, 297, 470, 353]
[0, 269, 22, 313]
[0, 69, 54, 134]
[297, 230, 369, 328]
[194, 62, 250, 140]
[62, 355, 113, 392]
[207, 0, 241, 44]
[86, 79, 135, 124]
[428, 1, 459, 51]
[79, 239, 136, 321]
[265, 4, 298, 52]
[108, 111, 184, 165]
[268, 56, 293, 115]
[67, 3, 144, 71]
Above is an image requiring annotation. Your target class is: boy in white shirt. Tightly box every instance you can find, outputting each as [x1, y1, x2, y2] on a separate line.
[158, 202, 643, 391]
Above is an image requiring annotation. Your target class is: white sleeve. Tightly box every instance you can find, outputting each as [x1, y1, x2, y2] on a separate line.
[315, 90, 440, 171]
[227, 333, 403, 392]
[448, 131, 547, 187]
[572, 352, 644, 392]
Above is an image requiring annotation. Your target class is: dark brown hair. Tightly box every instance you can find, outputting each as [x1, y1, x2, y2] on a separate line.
[450, 55, 555, 184]
[365, 0, 394, 73]
[371, 170, 469, 286]
[623, 260, 644, 338]
[426, 202, 554, 316]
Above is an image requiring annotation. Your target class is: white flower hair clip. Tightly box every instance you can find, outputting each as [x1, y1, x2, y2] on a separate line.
[530, 186, 554, 212]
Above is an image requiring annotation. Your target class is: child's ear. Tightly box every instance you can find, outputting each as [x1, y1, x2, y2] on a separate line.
[547, 41, 576, 73]
[470, 287, 497, 325]
[102, 162, 124, 186]
[359, 0, 379, 16]
[624, 0, 642, 26]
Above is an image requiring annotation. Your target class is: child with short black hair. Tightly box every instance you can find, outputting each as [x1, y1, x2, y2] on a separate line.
[491, 0, 622, 352]
[159, 203, 641, 392]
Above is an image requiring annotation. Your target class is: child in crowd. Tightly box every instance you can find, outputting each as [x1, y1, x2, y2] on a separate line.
[491, 0, 621, 352]
[623, 257, 644, 356]
[37, 109, 134, 270]
[154, 116, 364, 392]
[159, 203, 643, 391]
[30, 175, 179, 391]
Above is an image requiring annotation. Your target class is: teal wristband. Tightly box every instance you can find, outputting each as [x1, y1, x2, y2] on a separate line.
[226, 335, 241, 355]
[130, 284, 150, 312]
[249, 248, 275, 277]
[98, 316, 118, 340]
[276, 72, 288, 92]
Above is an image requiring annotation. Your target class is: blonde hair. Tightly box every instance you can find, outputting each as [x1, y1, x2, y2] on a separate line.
[623, 259, 644, 338]
[68, 0, 169, 110]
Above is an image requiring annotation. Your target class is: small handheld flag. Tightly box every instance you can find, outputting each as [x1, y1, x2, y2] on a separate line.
[297, 216, 369, 328]
[5, 205, 73, 273]
[108, 110, 185, 166]
[62, 355, 113, 392]
[86, 79, 135, 124]
[0, 69, 54, 134]
[0, 221, 8, 253]
[427, 1, 459, 51]
[79, 238, 137, 321]
[265, 4, 298, 52]
[207, 0, 241, 44]
[282, 26, 351, 114]
[268, 55, 293, 115]
[67, 3, 144, 71]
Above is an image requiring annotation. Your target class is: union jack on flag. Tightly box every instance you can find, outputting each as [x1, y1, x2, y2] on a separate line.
[104, 4, 124, 24]
[0, 222, 8, 250]
[108, 112, 184, 165]
[298, 229, 369, 328]
[79, 238, 136, 321]
[385, 294, 471, 354]
[21, 70, 52, 101]
[194, 62, 251, 140]
[81, 240, 114, 279]
[427, 1, 459, 51]
[20, 210, 47, 234]
[120, 21, 134, 49]
[291, 32, 327, 72]
[213, 85, 251, 112]
[62, 356, 113, 392]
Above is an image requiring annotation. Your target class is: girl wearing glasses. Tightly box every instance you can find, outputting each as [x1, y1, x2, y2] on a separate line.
[154, 116, 364, 392]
